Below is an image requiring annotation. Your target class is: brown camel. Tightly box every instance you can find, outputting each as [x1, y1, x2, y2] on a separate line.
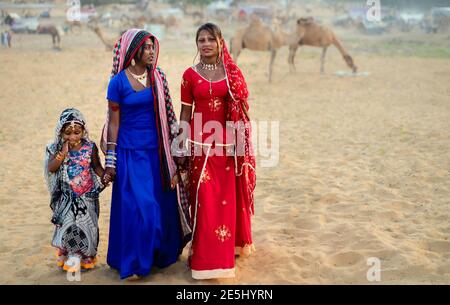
[288, 17, 357, 74]
[135, 16, 148, 28]
[36, 24, 61, 50]
[87, 21, 115, 51]
[120, 15, 179, 31]
[230, 17, 292, 82]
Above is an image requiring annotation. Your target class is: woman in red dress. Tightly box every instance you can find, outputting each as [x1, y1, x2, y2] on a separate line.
[175, 23, 256, 280]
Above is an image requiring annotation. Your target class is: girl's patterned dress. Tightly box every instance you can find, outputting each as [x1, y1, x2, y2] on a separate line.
[50, 141, 101, 268]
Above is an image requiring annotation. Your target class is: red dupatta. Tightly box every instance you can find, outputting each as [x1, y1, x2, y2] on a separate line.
[222, 41, 256, 215]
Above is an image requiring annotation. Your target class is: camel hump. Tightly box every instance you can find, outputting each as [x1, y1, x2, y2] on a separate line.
[242, 25, 274, 51]
[249, 14, 262, 26]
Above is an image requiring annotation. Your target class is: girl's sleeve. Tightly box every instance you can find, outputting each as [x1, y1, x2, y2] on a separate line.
[180, 69, 193, 106]
[107, 75, 121, 103]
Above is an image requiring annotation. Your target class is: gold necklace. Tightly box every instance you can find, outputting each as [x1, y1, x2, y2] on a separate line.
[70, 140, 82, 149]
[128, 68, 147, 87]
[201, 58, 220, 71]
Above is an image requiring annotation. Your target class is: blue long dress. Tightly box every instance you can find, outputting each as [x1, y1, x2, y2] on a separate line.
[106, 70, 181, 279]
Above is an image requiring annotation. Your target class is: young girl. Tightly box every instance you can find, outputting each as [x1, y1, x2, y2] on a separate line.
[44, 108, 109, 272]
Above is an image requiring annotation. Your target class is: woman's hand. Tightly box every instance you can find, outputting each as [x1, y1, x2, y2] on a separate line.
[174, 156, 188, 169]
[103, 167, 116, 185]
[171, 173, 180, 189]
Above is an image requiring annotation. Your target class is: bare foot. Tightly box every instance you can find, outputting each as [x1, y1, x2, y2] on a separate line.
[126, 274, 141, 281]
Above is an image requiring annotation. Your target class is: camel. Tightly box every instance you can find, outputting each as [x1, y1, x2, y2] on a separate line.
[140, 15, 179, 29]
[64, 20, 82, 34]
[87, 21, 116, 51]
[288, 17, 357, 74]
[135, 15, 148, 28]
[36, 24, 61, 50]
[118, 14, 179, 31]
[230, 17, 293, 82]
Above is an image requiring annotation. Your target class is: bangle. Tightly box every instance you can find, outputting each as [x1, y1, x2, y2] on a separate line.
[107, 142, 117, 146]
[105, 148, 117, 168]
[55, 152, 65, 161]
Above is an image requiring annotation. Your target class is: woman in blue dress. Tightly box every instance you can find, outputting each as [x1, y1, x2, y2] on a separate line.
[101, 29, 191, 280]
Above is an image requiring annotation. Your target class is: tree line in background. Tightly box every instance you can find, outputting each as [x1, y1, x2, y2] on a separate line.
[324, 0, 450, 10]
[79, 0, 450, 10]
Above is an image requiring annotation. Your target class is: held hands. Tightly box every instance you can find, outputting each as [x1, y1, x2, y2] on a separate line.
[170, 169, 188, 189]
[173, 156, 188, 168]
[172, 156, 189, 190]
[104, 148, 117, 186]
[102, 167, 116, 186]
[171, 172, 180, 189]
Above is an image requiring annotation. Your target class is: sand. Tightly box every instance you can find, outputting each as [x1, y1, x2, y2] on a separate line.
[0, 21, 449, 285]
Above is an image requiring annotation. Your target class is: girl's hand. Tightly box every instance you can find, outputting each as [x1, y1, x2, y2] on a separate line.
[103, 174, 111, 186]
[61, 140, 69, 156]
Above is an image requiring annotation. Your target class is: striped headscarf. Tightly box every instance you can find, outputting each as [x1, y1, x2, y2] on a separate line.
[110, 29, 158, 78]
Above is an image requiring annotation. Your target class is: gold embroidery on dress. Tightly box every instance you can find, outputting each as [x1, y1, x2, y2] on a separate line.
[181, 78, 188, 88]
[200, 169, 211, 184]
[208, 97, 222, 112]
[215, 225, 231, 242]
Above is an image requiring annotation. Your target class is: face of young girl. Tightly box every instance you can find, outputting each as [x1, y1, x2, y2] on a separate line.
[197, 30, 219, 58]
[62, 123, 83, 147]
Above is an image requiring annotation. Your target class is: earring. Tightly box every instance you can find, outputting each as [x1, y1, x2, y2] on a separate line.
[131, 58, 136, 66]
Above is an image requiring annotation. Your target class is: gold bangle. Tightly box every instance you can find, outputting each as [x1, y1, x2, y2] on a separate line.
[55, 152, 64, 161]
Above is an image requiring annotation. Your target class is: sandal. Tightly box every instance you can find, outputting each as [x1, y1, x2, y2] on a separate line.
[80, 257, 96, 270]
[63, 254, 81, 273]
[55, 249, 67, 268]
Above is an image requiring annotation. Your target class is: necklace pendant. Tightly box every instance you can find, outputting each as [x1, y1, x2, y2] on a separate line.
[139, 79, 147, 87]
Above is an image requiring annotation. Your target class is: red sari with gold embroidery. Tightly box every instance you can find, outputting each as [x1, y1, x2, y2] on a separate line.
[181, 66, 253, 279]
